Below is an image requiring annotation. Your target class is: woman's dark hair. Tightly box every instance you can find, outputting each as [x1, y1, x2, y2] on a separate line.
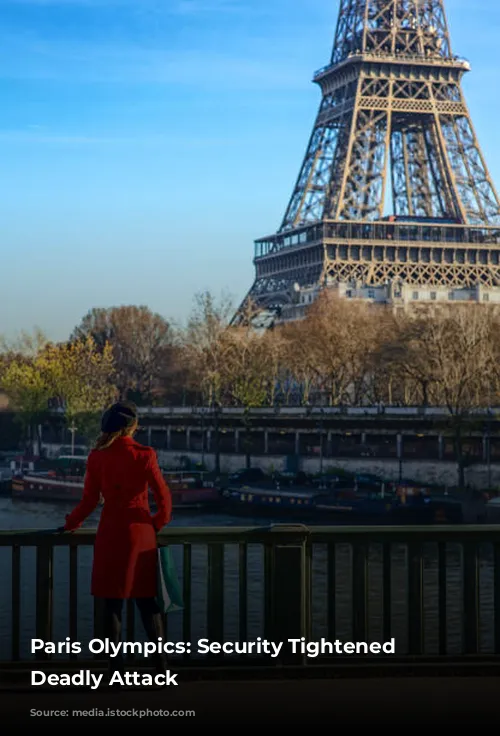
[94, 401, 138, 451]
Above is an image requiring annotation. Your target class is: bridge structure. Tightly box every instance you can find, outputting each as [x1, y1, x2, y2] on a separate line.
[1, 525, 500, 674]
[42, 406, 500, 471]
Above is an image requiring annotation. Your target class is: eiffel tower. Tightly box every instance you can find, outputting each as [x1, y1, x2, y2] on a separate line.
[239, 0, 500, 322]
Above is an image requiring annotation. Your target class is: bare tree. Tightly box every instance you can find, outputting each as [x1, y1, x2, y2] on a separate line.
[71, 306, 175, 403]
[261, 327, 288, 406]
[220, 325, 274, 467]
[292, 292, 382, 406]
[220, 325, 274, 405]
[182, 291, 235, 472]
[0, 327, 49, 359]
[385, 305, 499, 487]
[183, 291, 234, 405]
[279, 320, 319, 405]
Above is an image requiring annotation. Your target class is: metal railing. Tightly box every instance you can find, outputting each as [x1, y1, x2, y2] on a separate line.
[314, 53, 470, 80]
[253, 220, 500, 261]
[2, 526, 500, 670]
[136, 406, 500, 419]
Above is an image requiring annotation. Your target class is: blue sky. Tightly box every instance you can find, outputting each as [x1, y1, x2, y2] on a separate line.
[0, 0, 499, 341]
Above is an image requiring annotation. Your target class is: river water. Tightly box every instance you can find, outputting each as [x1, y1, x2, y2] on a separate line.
[0, 497, 495, 660]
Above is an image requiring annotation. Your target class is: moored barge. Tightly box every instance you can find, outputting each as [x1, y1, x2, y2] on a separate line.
[221, 483, 464, 524]
[11, 455, 222, 511]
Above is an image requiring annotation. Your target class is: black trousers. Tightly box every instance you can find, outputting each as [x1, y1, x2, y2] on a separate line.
[105, 596, 161, 620]
[104, 597, 163, 639]
[103, 597, 166, 671]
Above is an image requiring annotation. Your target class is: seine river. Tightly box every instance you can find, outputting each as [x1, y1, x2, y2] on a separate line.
[0, 497, 495, 660]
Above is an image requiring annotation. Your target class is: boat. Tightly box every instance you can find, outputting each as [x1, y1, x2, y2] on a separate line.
[11, 455, 86, 501]
[11, 455, 222, 511]
[221, 482, 464, 524]
[221, 485, 321, 517]
[12, 472, 85, 501]
[160, 470, 221, 510]
[220, 483, 393, 521]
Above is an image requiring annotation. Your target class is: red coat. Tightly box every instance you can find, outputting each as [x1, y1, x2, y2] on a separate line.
[64, 436, 172, 599]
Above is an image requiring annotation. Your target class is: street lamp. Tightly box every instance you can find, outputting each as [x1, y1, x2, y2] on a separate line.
[212, 401, 221, 475]
[200, 407, 205, 469]
[69, 423, 77, 456]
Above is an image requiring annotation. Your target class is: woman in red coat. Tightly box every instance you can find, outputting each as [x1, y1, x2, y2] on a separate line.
[63, 401, 172, 675]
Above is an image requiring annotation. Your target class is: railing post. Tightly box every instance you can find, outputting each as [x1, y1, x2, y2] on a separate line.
[438, 542, 447, 655]
[353, 543, 368, 642]
[327, 543, 336, 642]
[267, 526, 309, 665]
[93, 598, 106, 658]
[11, 545, 21, 661]
[383, 542, 392, 644]
[207, 544, 224, 643]
[463, 542, 479, 655]
[239, 543, 248, 643]
[126, 600, 136, 662]
[36, 544, 53, 660]
[69, 545, 78, 660]
[263, 543, 274, 641]
[182, 544, 192, 661]
[408, 542, 423, 655]
[494, 543, 500, 656]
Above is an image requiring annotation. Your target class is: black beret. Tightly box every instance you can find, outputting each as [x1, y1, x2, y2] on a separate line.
[101, 401, 138, 433]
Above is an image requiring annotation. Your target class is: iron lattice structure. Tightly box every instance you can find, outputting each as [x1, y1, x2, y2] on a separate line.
[239, 0, 500, 318]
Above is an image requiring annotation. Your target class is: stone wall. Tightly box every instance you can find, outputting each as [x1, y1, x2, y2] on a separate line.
[40, 443, 500, 490]
[156, 450, 499, 491]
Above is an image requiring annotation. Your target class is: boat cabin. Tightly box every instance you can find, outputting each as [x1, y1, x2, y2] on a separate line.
[47, 456, 88, 480]
[226, 485, 320, 509]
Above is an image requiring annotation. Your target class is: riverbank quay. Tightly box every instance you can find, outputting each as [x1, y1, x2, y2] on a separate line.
[1, 677, 499, 724]
[33, 403, 500, 490]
